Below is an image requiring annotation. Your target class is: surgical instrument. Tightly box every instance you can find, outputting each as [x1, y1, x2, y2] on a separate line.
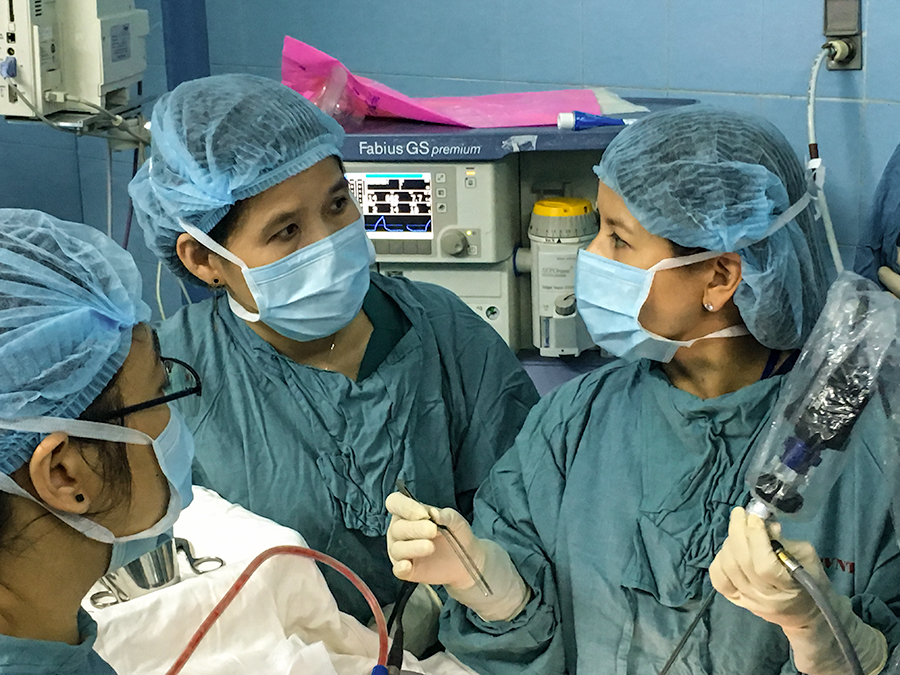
[395, 479, 493, 597]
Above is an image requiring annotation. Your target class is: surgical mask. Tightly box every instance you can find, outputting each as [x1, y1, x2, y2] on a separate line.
[181, 214, 376, 342]
[0, 407, 195, 573]
[575, 250, 750, 363]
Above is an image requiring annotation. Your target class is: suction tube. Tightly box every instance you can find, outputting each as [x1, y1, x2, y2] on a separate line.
[770, 540, 864, 675]
[165, 545, 389, 674]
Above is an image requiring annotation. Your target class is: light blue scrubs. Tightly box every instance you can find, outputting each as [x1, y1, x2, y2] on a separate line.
[159, 272, 540, 620]
[441, 359, 900, 675]
[0, 610, 115, 674]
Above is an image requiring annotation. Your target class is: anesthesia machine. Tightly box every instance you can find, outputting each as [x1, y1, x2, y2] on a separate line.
[342, 109, 690, 355]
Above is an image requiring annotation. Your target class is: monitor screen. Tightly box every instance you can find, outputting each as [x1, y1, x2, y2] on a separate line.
[346, 172, 433, 240]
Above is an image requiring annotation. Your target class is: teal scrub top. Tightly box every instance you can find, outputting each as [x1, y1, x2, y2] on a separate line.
[441, 359, 900, 675]
[158, 272, 540, 620]
[0, 610, 115, 674]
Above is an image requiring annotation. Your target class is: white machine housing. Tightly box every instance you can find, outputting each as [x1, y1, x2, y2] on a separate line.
[347, 156, 523, 348]
[378, 259, 521, 347]
[346, 156, 518, 264]
[0, 0, 149, 118]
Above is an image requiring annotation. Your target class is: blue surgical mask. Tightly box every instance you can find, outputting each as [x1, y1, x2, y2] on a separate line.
[575, 249, 750, 363]
[0, 406, 195, 573]
[181, 214, 376, 342]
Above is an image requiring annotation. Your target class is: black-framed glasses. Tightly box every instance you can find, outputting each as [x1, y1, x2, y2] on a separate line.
[88, 357, 202, 423]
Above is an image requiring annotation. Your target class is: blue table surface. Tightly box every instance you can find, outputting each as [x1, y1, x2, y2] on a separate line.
[341, 97, 697, 162]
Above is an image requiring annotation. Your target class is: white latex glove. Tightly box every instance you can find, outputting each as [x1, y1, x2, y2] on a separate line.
[710, 507, 887, 675]
[878, 266, 900, 300]
[385, 492, 530, 622]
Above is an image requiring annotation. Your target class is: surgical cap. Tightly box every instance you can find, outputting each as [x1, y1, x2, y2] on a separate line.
[855, 142, 900, 281]
[594, 105, 828, 350]
[0, 209, 150, 473]
[129, 73, 345, 281]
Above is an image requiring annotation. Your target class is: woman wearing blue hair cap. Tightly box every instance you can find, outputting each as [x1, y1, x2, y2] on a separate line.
[0, 209, 198, 674]
[128, 73, 539, 632]
[386, 106, 900, 673]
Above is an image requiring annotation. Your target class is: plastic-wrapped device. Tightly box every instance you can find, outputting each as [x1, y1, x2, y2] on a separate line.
[746, 272, 900, 521]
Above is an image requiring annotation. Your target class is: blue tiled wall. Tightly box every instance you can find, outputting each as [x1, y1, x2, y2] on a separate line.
[2, 0, 898, 311]
[207, 0, 900, 268]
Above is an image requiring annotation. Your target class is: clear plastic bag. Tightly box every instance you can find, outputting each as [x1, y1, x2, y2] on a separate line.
[747, 272, 900, 521]
[882, 644, 900, 675]
[305, 64, 369, 129]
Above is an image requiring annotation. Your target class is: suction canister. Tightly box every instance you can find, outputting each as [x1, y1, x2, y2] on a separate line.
[517, 198, 599, 357]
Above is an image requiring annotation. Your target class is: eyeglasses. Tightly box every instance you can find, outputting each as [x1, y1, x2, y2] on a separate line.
[88, 357, 202, 423]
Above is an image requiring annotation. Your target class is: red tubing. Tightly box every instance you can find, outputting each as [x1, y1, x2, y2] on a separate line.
[164, 545, 389, 674]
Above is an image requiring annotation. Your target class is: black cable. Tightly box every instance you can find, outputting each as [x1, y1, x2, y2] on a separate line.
[386, 581, 417, 673]
[658, 590, 716, 675]
[121, 148, 140, 249]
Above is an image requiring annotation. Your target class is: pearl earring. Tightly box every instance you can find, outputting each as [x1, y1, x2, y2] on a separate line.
[703, 303, 715, 312]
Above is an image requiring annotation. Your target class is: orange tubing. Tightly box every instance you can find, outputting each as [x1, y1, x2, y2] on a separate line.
[165, 545, 389, 674]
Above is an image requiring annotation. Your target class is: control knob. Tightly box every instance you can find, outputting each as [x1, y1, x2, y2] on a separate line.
[440, 229, 468, 257]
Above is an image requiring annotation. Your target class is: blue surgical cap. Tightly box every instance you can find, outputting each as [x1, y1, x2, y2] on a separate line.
[0, 209, 150, 473]
[594, 105, 828, 350]
[855, 142, 900, 282]
[129, 73, 346, 281]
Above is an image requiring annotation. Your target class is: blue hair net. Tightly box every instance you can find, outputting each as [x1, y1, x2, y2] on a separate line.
[594, 105, 828, 350]
[0, 209, 150, 473]
[129, 73, 345, 281]
[855, 142, 900, 281]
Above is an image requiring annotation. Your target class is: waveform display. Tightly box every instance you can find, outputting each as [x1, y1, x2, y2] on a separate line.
[349, 172, 434, 235]
[365, 215, 433, 233]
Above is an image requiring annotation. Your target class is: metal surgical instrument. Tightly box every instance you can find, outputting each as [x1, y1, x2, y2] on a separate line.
[395, 479, 493, 596]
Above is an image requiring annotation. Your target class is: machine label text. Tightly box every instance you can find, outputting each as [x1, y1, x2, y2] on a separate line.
[357, 140, 483, 159]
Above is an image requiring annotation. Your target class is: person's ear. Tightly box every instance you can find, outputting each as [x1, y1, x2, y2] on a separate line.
[702, 253, 743, 312]
[176, 233, 228, 287]
[28, 433, 101, 515]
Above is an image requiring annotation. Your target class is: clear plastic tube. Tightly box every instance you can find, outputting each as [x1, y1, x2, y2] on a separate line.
[807, 50, 827, 149]
[807, 47, 844, 275]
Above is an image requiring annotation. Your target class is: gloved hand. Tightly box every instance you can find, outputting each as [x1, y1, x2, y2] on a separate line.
[710, 507, 887, 675]
[877, 246, 900, 300]
[386, 492, 484, 589]
[878, 266, 900, 300]
[385, 492, 531, 621]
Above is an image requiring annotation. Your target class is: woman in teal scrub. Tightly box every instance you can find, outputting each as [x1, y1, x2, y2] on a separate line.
[129, 73, 539, 623]
[386, 107, 900, 674]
